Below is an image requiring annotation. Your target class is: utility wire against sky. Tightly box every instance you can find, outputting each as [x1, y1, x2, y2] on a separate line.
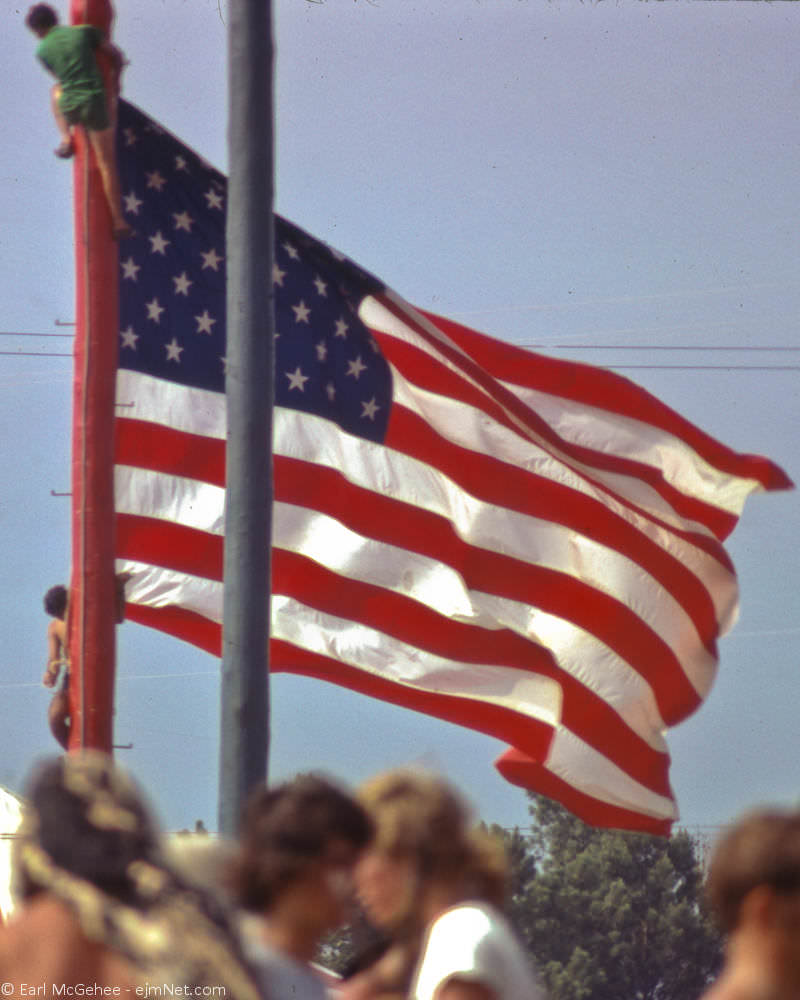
[5, 330, 800, 351]
[2, 345, 800, 368]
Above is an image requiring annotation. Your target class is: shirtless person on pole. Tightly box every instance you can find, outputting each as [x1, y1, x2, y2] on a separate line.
[42, 584, 70, 750]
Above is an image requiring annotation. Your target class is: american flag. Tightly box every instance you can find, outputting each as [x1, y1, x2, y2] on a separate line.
[114, 100, 791, 835]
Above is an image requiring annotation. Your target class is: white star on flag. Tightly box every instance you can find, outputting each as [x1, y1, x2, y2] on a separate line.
[146, 170, 167, 191]
[146, 298, 165, 323]
[149, 232, 170, 255]
[346, 356, 367, 379]
[361, 397, 380, 420]
[121, 257, 140, 281]
[124, 191, 143, 214]
[201, 248, 223, 271]
[120, 326, 138, 349]
[286, 367, 309, 391]
[292, 301, 311, 324]
[173, 272, 193, 296]
[173, 211, 194, 232]
[195, 310, 217, 335]
[164, 338, 183, 362]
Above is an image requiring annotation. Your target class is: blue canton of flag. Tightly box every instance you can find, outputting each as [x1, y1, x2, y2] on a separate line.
[116, 100, 392, 443]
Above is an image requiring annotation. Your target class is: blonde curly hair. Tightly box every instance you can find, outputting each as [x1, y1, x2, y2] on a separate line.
[358, 769, 508, 907]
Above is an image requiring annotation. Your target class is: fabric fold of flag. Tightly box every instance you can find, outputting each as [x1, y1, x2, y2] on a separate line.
[114, 100, 791, 836]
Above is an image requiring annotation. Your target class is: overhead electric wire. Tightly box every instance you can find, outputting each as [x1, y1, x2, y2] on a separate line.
[609, 364, 800, 371]
[523, 344, 800, 351]
[0, 331, 74, 338]
[1, 331, 798, 368]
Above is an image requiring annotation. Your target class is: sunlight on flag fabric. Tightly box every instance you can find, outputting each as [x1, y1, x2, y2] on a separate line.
[114, 100, 792, 836]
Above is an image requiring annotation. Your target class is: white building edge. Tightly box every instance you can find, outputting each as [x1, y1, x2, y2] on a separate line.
[0, 784, 24, 922]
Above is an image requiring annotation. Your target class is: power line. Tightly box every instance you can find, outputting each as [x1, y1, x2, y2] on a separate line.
[0, 351, 71, 357]
[1, 353, 799, 370]
[524, 344, 800, 351]
[610, 365, 800, 372]
[4, 330, 800, 352]
[0, 331, 74, 338]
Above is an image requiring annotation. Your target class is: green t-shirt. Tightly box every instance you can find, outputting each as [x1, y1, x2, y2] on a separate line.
[36, 25, 105, 113]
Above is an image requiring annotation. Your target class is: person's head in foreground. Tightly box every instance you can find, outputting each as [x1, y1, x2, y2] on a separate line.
[13, 751, 261, 1000]
[232, 773, 374, 960]
[355, 769, 507, 937]
[350, 769, 543, 1000]
[702, 807, 800, 1000]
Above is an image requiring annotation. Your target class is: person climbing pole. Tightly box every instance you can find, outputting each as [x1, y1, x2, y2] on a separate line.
[26, 3, 133, 240]
[42, 584, 71, 750]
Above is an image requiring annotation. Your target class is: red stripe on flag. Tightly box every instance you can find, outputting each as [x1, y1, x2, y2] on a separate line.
[272, 638, 555, 765]
[124, 602, 221, 657]
[117, 513, 223, 580]
[422, 308, 793, 499]
[495, 746, 672, 837]
[116, 419, 226, 486]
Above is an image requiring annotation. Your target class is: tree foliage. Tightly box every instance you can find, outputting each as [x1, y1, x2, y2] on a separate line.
[505, 795, 723, 1000]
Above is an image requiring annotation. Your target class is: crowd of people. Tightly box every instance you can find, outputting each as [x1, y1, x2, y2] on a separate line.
[2, 750, 799, 1000]
[0, 752, 546, 1000]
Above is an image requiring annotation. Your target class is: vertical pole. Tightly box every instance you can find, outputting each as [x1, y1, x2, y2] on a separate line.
[219, 0, 274, 833]
[68, 0, 118, 752]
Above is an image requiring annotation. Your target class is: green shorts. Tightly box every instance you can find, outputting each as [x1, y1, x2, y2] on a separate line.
[61, 92, 109, 132]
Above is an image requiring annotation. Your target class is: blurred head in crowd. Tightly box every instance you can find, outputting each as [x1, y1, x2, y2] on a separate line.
[16, 750, 163, 906]
[354, 769, 507, 935]
[232, 774, 373, 943]
[14, 752, 261, 1000]
[703, 808, 800, 999]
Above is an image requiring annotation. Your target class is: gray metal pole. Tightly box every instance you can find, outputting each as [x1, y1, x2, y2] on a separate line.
[219, 0, 274, 835]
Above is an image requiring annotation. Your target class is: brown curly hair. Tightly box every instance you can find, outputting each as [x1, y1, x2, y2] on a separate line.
[705, 808, 800, 934]
[231, 774, 373, 912]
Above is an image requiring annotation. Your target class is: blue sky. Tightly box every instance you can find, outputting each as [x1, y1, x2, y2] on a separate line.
[1, 0, 798, 834]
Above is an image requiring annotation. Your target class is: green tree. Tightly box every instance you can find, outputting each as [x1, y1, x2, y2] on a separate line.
[511, 795, 723, 1000]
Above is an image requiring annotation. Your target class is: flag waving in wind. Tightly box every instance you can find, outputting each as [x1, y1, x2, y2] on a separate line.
[114, 101, 791, 836]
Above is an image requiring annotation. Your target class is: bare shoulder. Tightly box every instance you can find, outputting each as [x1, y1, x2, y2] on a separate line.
[435, 980, 495, 1000]
[4, 896, 83, 944]
[699, 980, 753, 1000]
[0, 898, 79, 977]
[48, 619, 67, 642]
[0, 897, 134, 988]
